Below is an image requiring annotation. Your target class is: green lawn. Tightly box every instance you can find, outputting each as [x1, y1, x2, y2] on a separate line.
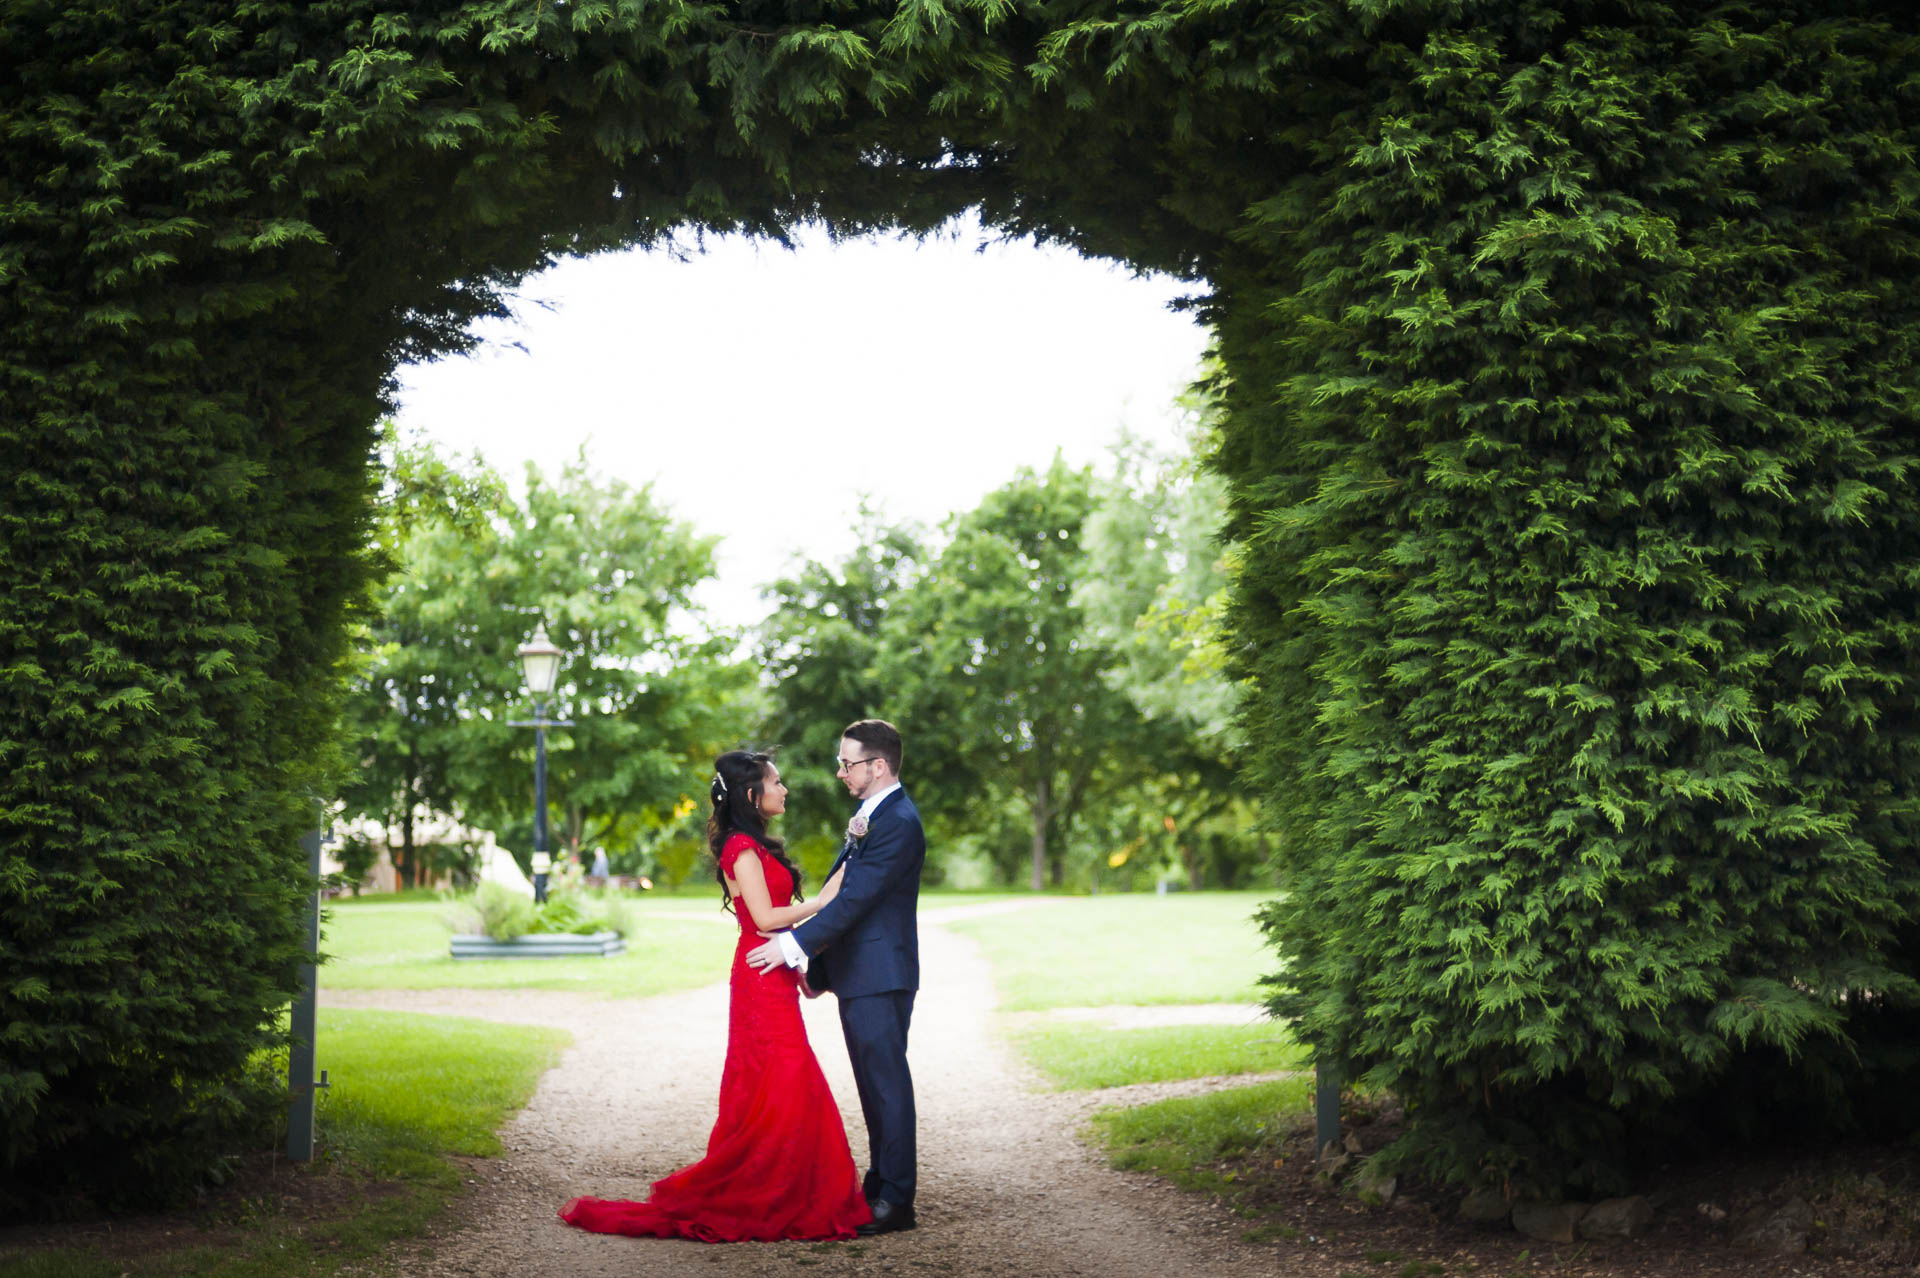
[1013, 1022, 1306, 1090]
[936, 892, 1295, 1092]
[0, 1010, 567, 1278]
[942, 891, 1275, 1010]
[1088, 1076, 1315, 1195]
[320, 896, 737, 996]
[317, 1008, 569, 1175]
[318, 887, 1043, 998]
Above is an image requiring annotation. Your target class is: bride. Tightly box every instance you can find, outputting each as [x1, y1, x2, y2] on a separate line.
[558, 750, 871, 1242]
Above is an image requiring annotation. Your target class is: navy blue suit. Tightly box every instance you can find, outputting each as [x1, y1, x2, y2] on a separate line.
[792, 787, 923, 1208]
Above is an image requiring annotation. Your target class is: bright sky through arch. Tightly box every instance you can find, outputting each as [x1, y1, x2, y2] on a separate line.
[393, 220, 1212, 630]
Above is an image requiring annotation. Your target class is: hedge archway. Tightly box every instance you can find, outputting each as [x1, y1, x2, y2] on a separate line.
[6, 0, 1919, 1210]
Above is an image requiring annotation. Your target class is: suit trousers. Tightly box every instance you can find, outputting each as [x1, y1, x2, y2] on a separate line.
[838, 989, 916, 1207]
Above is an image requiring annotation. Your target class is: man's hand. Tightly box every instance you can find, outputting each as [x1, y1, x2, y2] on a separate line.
[745, 934, 788, 974]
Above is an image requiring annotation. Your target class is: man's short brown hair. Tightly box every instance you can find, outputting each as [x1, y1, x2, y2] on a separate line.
[842, 718, 902, 775]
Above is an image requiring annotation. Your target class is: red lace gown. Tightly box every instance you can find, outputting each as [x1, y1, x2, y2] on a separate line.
[558, 834, 871, 1242]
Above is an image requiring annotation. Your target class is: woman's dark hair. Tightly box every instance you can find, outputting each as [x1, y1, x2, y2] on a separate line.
[707, 749, 804, 913]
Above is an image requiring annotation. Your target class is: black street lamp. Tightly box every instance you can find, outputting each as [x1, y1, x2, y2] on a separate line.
[511, 623, 573, 903]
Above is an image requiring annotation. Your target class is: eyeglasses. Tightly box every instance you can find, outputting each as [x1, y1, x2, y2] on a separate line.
[834, 756, 883, 774]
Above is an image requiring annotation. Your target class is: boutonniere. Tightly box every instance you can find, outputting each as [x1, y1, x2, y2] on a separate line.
[847, 814, 869, 842]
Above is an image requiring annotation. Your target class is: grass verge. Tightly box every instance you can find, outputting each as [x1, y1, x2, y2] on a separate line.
[0, 1009, 567, 1278]
[319, 898, 736, 996]
[1088, 1076, 1314, 1200]
[1012, 1022, 1306, 1090]
[942, 891, 1275, 1010]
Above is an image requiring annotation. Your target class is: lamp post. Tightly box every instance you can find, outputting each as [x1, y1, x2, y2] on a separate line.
[510, 623, 573, 903]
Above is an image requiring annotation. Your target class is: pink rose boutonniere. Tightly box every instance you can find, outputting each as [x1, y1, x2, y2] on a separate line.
[847, 814, 869, 842]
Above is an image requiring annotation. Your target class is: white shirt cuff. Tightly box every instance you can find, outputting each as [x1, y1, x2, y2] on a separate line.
[776, 930, 806, 969]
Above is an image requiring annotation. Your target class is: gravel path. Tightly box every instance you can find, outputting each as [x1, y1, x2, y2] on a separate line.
[325, 915, 1306, 1278]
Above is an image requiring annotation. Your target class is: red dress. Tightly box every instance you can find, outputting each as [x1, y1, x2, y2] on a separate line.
[559, 834, 872, 1242]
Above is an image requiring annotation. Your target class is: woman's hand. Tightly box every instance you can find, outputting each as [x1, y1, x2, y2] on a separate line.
[818, 863, 847, 906]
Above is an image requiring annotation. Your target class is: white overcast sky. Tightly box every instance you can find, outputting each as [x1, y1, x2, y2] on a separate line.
[392, 219, 1212, 631]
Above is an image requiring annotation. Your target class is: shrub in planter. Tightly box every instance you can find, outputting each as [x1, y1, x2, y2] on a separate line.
[444, 883, 630, 942]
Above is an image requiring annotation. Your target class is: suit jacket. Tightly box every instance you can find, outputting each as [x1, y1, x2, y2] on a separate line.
[793, 787, 924, 999]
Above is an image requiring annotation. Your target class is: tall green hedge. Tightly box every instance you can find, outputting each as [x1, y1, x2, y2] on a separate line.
[5, 0, 1918, 1209]
[0, 0, 959, 1211]
[0, 6, 393, 1208]
[1224, 5, 1920, 1191]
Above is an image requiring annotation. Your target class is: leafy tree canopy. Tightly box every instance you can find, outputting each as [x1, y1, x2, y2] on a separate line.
[878, 457, 1151, 888]
[757, 505, 927, 864]
[339, 439, 756, 877]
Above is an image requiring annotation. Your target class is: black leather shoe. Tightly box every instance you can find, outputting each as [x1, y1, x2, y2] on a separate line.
[856, 1199, 916, 1236]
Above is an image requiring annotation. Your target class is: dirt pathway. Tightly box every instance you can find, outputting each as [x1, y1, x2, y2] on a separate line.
[327, 913, 1303, 1278]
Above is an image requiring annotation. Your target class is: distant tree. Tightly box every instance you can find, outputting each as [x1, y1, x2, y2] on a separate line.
[339, 446, 753, 873]
[1079, 420, 1239, 749]
[756, 507, 926, 880]
[338, 436, 509, 887]
[883, 459, 1149, 889]
[1079, 410, 1262, 888]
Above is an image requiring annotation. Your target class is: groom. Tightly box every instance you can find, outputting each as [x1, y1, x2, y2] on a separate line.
[746, 718, 924, 1236]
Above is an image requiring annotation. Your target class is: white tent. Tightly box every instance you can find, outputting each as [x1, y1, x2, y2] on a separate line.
[473, 833, 533, 895]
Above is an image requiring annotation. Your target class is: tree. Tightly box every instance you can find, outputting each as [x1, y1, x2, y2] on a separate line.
[339, 435, 510, 888]
[339, 445, 753, 881]
[1079, 413, 1260, 888]
[883, 458, 1149, 889]
[756, 508, 926, 881]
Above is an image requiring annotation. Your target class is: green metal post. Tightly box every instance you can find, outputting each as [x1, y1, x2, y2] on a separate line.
[287, 825, 326, 1160]
[1315, 1060, 1341, 1155]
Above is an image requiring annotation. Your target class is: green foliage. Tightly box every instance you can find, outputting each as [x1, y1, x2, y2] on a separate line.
[9, 0, 1919, 1208]
[788, 832, 845, 892]
[332, 834, 380, 895]
[1079, 414, 1241, 752]
[444, 882, 632, 940]
[647, 836, 705, 894]
[1223, 2, 1920, 1193]
[759, 457, 1256, 891]
[880, 458, 1151, 888]
[454, 881, 536, 942]
[757, 506, 927, 851]
[337, 439, 754, 879]
[335, 438, 510, 888]
[1078, 418, 1265, 889]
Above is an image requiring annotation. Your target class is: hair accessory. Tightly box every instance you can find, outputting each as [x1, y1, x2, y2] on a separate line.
[713, 772, 727, 795]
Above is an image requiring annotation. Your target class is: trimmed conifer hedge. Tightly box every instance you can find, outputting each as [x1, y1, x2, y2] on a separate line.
[0, 0, 918, 1211]
[5, 0, 1918, 1209]
[1225, 6, 1920, 1191]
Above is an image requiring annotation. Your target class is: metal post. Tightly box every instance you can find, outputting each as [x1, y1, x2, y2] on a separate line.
[1314, 1059, 1342, 1156]
[532, 702, 549, 903]
[287, 824, 327, 1160]
[509, 699, 572, 902]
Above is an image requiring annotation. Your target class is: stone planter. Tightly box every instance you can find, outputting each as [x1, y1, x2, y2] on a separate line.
[450, 930, 626, 959]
